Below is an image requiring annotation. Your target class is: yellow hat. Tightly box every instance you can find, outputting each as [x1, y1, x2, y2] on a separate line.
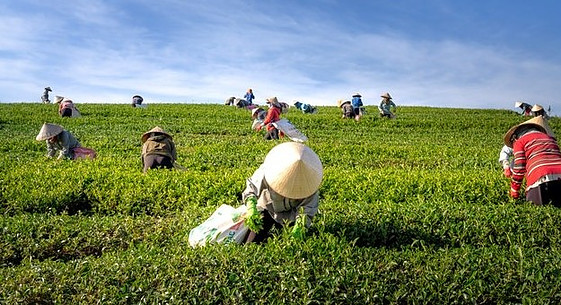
[36, 123, 64, 141]
[503, 116, 555, 147]
[141, 126, 172, 143]
[263, 142, 323, 199]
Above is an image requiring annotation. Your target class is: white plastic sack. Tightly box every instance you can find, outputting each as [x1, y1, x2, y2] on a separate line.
[189, 204, 249, 247]
[272, 118, 308, 142]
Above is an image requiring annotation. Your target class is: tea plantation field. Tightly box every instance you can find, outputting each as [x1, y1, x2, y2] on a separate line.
[1, 103, 561, 304]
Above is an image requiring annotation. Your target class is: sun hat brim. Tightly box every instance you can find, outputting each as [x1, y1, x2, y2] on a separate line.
[263, 142, 323, 199]
[141, 126, 172, 143]
[503, 116, 554, 147]
[36, 123, 64, 141]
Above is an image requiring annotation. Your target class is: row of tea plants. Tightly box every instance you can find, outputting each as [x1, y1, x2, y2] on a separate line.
[1, 103, 561, 303]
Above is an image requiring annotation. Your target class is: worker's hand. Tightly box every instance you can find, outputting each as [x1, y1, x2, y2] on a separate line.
[509, 189, 519, 199]
[244, 195, 263, 233]
[503, 167, 512, 178]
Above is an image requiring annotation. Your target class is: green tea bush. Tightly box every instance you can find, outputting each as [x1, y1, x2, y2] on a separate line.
[1, 103, 561, 303]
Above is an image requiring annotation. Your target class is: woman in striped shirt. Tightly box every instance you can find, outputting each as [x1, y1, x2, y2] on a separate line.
[504, 116, 561, 206]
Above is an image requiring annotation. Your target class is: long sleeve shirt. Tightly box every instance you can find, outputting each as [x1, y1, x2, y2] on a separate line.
[379, 100, 396, 115]
[142, 135, 177, 161]
[341, 103, 354, 117]
[351, 97, 363, 109]
[46, 130, 81, 159]
[511, 130, 561, 193]
[242, 164, 319, 226]
[244, 92, 255, 104]
[498, 145, 514, 169]
[262, 106, 281, 131]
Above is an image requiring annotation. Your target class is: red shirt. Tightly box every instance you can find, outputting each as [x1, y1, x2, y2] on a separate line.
[262, 106, 281, 131]
[511, 131, 561, 192]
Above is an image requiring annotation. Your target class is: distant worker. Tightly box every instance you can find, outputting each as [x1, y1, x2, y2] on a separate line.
[243, 142, 323, 243]
[251, 107, 266, 130]
[41, 87, 52, 104]
[56, 96, 80, 118]
[293, 101, 317, 114]
[351, 93, 363, 121]
[378, 92, 397, 119]
[244, 88, 255, 105]
[499, 110, 550, 178]
[504, 116, 561, 206]
[338, 100, 354, 119]
[515, 101, 532, 116]
[236, 98, 248, 108]
[252, 107, 266, 121]
[141, 126, 177, 173]
[257, 97, 282, 140]
[225, 96, 236, 106]
[35, 123, 96, 160]
[498, 145, 514, 178]
[131, 95, 145, 108]
[531, 104, 549, 119]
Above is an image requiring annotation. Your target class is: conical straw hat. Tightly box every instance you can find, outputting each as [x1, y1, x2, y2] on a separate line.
[503, 115, 555, 147]
[141, 126, 172, 143]
[251, 107, 263, 118]
[531, 104, 543, 112]
[55, 96, 64, 104]
[514, 101, 523, 108]
[266, 96, 281, 108]
[36, 123, 63, 141]
[381, 92, 392, 99]
[263, 142, 323, 199]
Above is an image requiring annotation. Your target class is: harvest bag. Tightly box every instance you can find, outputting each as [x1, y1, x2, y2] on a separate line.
[72, 147, 97, 160]
[272, 119, 308, 143]
[189, 204, 249, 247]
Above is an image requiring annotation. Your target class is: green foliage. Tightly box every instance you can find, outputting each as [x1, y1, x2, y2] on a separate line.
[1, 103, 561, 303]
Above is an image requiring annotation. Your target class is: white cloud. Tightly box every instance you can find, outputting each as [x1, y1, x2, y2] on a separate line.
[1, 0, 560, 116]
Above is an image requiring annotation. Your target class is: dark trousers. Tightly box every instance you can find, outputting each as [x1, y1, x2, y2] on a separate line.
[526, 180, 561, 207]
[264, 128, 279, 140]
[143, 154, 173, 173]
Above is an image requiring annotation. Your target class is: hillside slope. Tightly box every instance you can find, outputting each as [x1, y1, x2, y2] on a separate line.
[1, 103, 560, 303]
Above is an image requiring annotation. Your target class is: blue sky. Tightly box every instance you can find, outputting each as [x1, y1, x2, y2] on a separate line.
[1, 0, 560, 114]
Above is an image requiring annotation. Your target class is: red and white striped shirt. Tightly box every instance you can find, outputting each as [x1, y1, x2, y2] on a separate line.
[511, 131, 561, 193]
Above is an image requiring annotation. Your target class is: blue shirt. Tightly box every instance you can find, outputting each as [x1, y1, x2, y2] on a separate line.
[351, 96, 363, 109]
[244, 92, 255, 104]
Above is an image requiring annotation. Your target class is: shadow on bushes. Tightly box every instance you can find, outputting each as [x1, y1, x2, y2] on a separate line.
[322, 219, 451, 249]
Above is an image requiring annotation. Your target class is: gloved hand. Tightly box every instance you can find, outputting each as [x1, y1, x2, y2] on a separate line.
[509, 189, 519, 199]
[244, 195, 263, 233]
[503, 167, 512, 178]
[291, 214, 307, 240]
